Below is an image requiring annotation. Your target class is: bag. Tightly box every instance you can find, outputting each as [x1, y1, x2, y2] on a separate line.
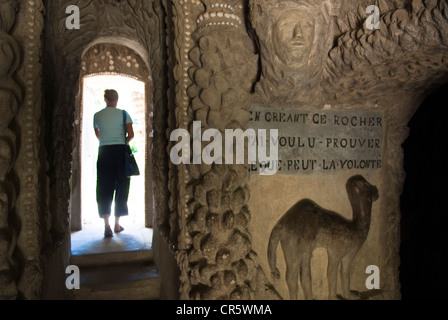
[123, 110, 140, 177]
[124, 145, 140, 177]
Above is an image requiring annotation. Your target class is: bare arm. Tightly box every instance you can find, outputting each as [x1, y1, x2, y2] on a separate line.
[94, 128, 100, 140]
[126, 123, 134, 143]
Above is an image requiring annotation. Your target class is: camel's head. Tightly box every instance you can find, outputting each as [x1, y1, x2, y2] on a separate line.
[346, 175, 379, 203]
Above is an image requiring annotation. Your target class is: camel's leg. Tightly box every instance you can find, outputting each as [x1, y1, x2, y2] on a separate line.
[327, 252, 339, 300]
[282, 240, 301, 300]
[300, 252, 313, 300]
[341, 254, 359, 300]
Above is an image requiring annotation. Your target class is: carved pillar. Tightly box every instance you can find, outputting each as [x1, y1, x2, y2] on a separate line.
[0, 0, 45, 300]
[13, 0, 45, 299]
[0, 0, 21, 300]
[170, 0, 278, 299]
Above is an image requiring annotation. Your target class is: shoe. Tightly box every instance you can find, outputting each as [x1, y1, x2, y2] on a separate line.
[114, 225, 124, 233]
[104, 227, 113, 237]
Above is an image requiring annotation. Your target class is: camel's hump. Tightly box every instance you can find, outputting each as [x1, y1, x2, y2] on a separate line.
[284, 198, 337, 218]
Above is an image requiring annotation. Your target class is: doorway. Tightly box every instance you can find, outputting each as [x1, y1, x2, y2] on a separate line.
[68, 43, 157, 263]
[70, 73, 153, 255]
[80, 74, 146, 228]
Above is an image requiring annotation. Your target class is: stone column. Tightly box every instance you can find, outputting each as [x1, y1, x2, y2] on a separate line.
[13, 0, 45, 300]
[170, 0, 279, 299]
[0, 0, 45, 300]
[0, 0, 22, 300]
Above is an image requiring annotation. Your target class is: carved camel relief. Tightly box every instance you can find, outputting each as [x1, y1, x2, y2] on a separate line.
[268, 175, 379, 300]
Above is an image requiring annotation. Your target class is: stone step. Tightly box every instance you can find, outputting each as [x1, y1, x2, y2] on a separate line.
[71, 249, 154, 267]
[72, 261, 161, 300]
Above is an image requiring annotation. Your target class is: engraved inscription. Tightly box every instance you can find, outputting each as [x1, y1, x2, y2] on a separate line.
[249, 105, 383, 174]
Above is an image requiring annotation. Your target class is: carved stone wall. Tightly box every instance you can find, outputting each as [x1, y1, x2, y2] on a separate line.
[0, 0, 47, 300]
[0, 0, 22, 300]
[247, 0, 448, 300]
[170, 0, 279, 300]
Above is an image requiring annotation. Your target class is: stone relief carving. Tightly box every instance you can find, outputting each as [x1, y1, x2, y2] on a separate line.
[323, 0, 448, 106]
[250, 0, 339, 106]
[14, 0, 45, 300]
[170, 0, 279, 300]
[248, 0, 447, 300]
[249, 0, 448, 108]
[268, 175, 379, 300]
[0, 0, 21, 300]
[80, 43, 149, 80]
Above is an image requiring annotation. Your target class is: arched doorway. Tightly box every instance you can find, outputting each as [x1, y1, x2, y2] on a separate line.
[70, 43, 154, 233]
[81, 74, 146, 226]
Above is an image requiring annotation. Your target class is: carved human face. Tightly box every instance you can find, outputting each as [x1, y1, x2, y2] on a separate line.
[270, 7, 316, 69]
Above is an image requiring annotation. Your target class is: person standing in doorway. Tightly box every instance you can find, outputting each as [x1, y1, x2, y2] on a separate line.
[94, 89, 134, 237]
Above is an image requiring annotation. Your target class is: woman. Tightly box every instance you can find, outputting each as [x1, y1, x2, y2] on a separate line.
[93, 89, 134, 237]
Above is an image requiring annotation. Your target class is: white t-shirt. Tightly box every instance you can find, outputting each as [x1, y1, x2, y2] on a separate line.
[93, 107, 133, 147]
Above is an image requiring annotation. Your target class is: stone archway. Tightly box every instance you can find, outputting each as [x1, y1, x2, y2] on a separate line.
[70, 42, 154, 231]
[39, 0, 171, 299]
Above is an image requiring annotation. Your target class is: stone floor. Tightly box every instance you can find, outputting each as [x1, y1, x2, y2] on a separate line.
[70, 223, 160, 300]
[71, 223, 153, 256]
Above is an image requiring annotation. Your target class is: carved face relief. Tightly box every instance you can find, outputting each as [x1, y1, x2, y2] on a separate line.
[251, 1, 331, 104]
[271, 8, 316, 69]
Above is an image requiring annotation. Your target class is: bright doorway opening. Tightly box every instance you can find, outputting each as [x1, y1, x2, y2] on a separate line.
[81, 74, 146, 227]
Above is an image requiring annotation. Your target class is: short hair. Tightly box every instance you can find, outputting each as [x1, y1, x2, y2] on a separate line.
[104, 89, 119, 102]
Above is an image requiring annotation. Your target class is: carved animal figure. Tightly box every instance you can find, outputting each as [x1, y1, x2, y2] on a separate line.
[268, 175, 378, 300]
